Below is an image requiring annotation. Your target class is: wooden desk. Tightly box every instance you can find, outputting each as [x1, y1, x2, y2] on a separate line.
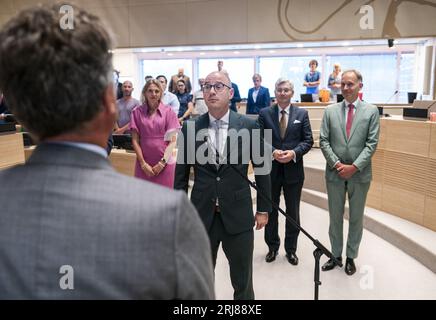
[367, 117, 436, 231]
[0, 132, 25, 170]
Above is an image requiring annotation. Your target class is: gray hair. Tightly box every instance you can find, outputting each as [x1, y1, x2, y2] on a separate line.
[342, 69, 363, 83]
[0, 5, 114, 140]
[275, 78, 294, 91]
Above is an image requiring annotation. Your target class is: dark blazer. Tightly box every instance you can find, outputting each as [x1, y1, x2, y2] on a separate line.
[246, 86, 271, 114]
[174, 111, 272, 234]
[258, 104, 313, 183]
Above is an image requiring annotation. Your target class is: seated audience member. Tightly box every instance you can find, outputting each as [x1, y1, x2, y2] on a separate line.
[130, 79, 180, 188]
[114, 80, 140, 134]
[0, 4, 214, 299]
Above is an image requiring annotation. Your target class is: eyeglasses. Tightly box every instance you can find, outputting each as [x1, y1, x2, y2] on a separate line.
[276, 88, 292, 94]
[202, 82, 231, 93]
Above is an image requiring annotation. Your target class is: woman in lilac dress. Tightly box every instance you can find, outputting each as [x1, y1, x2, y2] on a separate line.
[130, 79, 180, 188]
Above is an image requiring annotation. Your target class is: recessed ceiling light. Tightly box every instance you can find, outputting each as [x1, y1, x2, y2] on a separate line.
[269, 50, 276, 53]
[348, 47, 354, 50]
[233, 51, 240, 54]
[254, 45, 261, 49]
[200, 52, 205, 55]
[342, 41, 350, 46]
[307, 49, 313, 52]
[297, 43, 304, 48]
[167, 53, 173, 56]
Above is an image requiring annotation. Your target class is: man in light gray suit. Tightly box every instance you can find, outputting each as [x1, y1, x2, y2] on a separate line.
[319, 69, 380, 276]
[0, 5, 214, 299]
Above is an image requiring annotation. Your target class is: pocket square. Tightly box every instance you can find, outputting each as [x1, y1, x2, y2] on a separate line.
[293, 119, 301, 124]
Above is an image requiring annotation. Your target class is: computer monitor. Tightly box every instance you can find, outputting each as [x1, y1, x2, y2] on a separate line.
[113, 134, 133, 150]
[300, 94, 313, 103]
[336, 94, 344, 103]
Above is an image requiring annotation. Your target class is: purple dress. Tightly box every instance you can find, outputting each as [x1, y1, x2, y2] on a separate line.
[130, 102, 180, 188]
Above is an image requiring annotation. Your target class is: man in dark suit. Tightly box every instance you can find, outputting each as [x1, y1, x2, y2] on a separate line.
[258, 78, 313, 265]
[246, 73, 271, 114]
[175, 71, 272, 300]
[0, 4, 214, 299]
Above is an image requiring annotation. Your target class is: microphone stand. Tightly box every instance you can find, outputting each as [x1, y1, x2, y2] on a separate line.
[224, 159, 342, 300]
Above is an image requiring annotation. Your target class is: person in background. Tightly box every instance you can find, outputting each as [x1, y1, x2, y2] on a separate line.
[130, 79, 180, 188]
[192, 78, 208, 116]
[175, 79, 194, 124]
[328, 63, 342, 99]
[144, 75, 153, 83]
[169, 68, 192, 94]
[114, 80, 140, 134]
[258, 78, 313, 266]
[320, 69, 380, 276]
[303, 59, 321, 95]
[113, 69, 123, 100]
[156, 75, 180, 116]
[246, 73, 271, 114]
[222, 69, 241, 112]
[0, 4, 214, 299]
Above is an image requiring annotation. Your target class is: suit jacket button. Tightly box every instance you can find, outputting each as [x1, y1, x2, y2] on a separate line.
[216, 177, 221, 181]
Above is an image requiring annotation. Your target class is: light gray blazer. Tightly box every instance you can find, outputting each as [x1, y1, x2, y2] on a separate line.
[320, 100, 380, 183]
[0, 143, 214, 299]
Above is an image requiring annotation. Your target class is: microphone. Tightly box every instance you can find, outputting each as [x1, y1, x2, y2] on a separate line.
[384, 90, 399, 105]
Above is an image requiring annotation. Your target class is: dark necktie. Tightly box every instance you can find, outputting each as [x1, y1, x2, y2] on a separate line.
[346, 104, 354, 139]
[280, 109, 287, 139]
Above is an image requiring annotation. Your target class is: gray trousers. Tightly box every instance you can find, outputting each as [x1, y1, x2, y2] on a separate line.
[326, 180, 370, 259]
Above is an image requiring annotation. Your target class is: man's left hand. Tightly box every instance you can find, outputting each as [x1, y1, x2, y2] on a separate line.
[255, 212, 268, 230]
[337, 163, 358, 179]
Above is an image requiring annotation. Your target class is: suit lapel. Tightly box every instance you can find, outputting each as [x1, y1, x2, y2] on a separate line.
[220, 111, 243, 173]
[195, 113, 217, 172]
[271, 104, 281, 140]
[348, 100, 364, 141]
[284, 104, 296, 139]
[335, 101, 347, 142]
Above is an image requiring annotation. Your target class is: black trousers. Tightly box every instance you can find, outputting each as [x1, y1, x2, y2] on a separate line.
[265, 177, 303, 255]
[209, 213, 254, 300]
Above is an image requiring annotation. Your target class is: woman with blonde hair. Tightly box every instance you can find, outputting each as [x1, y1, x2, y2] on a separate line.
[130, 79, 180, 188]
[328, 63, 342, 99]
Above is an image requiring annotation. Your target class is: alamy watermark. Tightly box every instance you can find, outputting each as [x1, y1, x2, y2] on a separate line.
[359, 5, 374, 30]
[59, 5, 74, 30]
[176, 122, 273, 176]
[59, 265, 74, 290]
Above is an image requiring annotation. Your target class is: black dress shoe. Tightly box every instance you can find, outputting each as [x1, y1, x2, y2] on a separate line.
[286, 252, 299, 265]
[321, 257, 342, 271]
[265, 250, 278, 263]
[345, 258, 356, 276]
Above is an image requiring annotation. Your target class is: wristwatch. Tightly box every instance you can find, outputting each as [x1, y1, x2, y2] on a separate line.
[159, 158, 167, 166]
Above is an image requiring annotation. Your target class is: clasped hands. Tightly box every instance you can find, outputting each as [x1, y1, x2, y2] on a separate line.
[273, 149, 294, 163]
[335, 162, 358, 180]
[141, 160, 166, 177]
